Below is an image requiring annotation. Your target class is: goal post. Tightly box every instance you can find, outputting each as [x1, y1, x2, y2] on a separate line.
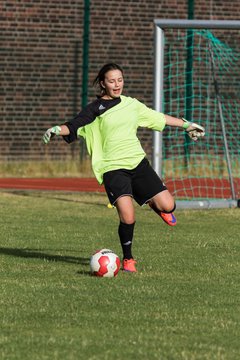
[153, 19, 240, 209]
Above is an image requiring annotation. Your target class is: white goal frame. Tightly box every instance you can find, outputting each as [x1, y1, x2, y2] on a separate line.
[153, 19, 240, 209]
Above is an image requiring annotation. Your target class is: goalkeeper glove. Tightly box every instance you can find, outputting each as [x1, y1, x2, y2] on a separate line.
[182, 118, 205, 141]
[42, 126, 61, 144]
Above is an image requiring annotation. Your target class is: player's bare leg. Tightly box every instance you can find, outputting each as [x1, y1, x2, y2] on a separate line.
[148, 190, 177, 226]
[115, 195, 135, 224]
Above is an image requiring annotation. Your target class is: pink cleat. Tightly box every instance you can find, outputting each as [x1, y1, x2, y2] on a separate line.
[122, 259, 137, 273]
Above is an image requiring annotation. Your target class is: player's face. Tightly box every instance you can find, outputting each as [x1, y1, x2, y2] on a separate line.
[101, 69, 124, 99]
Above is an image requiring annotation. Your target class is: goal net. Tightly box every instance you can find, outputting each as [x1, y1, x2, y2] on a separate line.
[153, 20, 240, 208]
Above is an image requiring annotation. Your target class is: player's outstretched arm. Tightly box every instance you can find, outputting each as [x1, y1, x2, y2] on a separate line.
[42, 125, 70, 144]
[164, 115, 205, 142]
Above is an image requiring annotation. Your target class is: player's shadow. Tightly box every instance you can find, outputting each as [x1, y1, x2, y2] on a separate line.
[5, 190, 107, 208]
[0, 247, 91, 275]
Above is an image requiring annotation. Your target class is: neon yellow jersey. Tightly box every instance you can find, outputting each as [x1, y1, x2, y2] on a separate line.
[78, 95, 166, 184]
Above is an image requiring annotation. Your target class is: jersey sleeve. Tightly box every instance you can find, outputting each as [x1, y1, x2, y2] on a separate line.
[63, 101, 99, 143]
[136, 100, 166, 131]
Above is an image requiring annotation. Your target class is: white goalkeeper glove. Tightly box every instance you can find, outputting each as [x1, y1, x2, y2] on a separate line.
[182, 118, 205, 141]
[42, 125, 61, 144]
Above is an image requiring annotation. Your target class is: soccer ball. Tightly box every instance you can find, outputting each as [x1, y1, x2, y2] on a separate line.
[90, 249, 121, 277]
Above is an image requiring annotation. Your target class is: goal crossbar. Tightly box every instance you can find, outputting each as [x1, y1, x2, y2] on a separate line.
[154, 19, 240, 30]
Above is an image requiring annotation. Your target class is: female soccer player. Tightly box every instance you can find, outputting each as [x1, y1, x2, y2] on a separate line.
[42, 63, 205, 273]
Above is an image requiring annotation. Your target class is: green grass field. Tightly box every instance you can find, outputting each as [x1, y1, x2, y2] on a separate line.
[0, 190, 239, 360]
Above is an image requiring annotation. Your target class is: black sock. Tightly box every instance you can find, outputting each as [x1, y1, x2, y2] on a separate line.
[118, 221, 135, 260]
[149, 202, 176, 214]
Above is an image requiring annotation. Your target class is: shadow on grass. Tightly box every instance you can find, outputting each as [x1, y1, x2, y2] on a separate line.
[0, 247, 90, 266]
[0, 247, 92, 276]
[4, 190, 107, 207]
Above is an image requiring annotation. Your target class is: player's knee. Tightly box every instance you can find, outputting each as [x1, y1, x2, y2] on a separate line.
[121, 215, 135, 224]
[117, 208, 135, 224]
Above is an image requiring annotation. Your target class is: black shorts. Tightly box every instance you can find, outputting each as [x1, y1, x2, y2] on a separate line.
[103, 158, 167, 206]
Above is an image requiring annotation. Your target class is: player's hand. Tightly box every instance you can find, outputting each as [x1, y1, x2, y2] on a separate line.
[42, 126, 61, 144]
[182, 118, 205, 142]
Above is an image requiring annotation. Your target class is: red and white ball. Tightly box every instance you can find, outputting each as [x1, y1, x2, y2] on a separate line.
[90, 249, 121, 277]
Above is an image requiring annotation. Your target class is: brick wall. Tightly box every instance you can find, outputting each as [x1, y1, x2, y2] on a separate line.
[1, 0, 84, 161]
[1, 0, 239, 162]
